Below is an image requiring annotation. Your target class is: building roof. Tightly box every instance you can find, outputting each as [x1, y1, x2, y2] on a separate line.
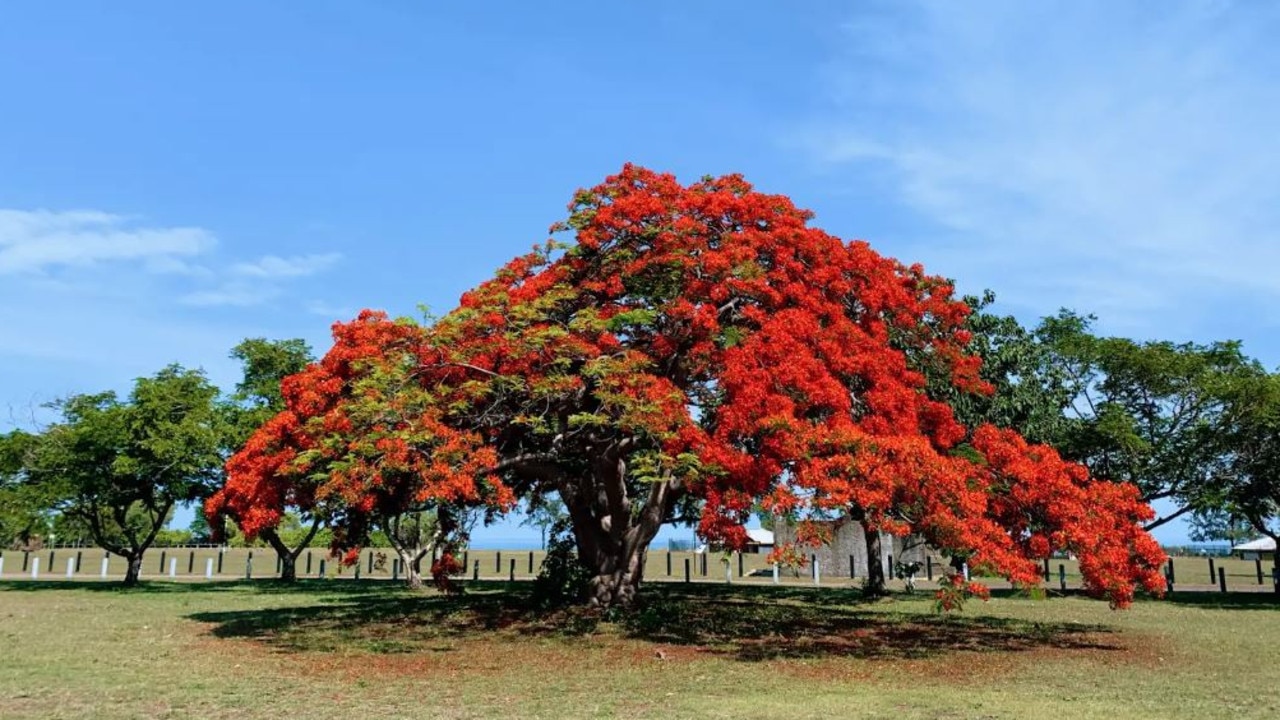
[1232, 537, 1277, 552]
[746, 527, 774, 545]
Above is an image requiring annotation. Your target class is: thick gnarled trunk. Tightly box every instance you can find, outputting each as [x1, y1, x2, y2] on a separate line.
[560, 452, 681, 608]
[586, 542, 650, 607]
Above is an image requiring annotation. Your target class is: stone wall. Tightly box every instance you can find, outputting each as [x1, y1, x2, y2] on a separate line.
[772, 516, 928, 578]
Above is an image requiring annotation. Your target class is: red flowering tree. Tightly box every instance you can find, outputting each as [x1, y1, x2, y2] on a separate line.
[206, 313, 513, 588]
[228, 165, 1166, 607]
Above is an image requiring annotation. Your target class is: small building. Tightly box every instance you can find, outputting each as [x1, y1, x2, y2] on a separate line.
[744, 527, 774, 555]
[1232, 537, 1277, 561]
[772, 516, 927, 578]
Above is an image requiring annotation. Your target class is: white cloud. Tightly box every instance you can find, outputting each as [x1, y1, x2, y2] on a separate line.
[0, 206, 346, 316]
[180, 282, 282, 308]
[304, 299, 357, 319]
[184, 253, 343, 307]
[232, 252, 341, 278]
[794, 0, 1280, 335]
[0, 209, 215, 275]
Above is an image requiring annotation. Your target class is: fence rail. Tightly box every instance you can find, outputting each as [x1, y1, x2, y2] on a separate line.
[0, 547, 1276, 595]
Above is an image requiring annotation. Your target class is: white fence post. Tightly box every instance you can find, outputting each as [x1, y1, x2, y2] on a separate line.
[813, 559, 820, 586]
[772, 562, 779, 584]
[962, 563, 970, 581]
[0, 556, 5, 576]
[31, 557, 39, 579]
[66, 557, 75, 578]
[205, 557, 214, 579]
[168, 558, 177, 578]
[101, 556, 109, 578]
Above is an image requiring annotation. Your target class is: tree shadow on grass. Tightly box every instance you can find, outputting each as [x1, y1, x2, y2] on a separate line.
[186, 581, 1122, 662]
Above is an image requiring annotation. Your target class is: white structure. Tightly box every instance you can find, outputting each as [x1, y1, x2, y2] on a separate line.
[1232, 537, 1277, 560]
[745, 527, 774, 554]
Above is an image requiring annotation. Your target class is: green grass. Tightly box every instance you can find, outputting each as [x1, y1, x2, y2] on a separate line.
[0, 579, 1277, 719]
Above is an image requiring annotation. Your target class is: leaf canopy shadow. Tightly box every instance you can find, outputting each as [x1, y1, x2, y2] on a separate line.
[185, 581, 1123, 662]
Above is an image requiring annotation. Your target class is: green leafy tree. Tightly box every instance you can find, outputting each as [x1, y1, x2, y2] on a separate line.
[225, 338, 314, 448]
[1187, 508, 1257, 546]
[936, 293, 1076, 445]
[1042, 312, 1264, 531]
[521, 495, 567, 550]
[1217, 372, 1280, 586]
[26, 366, 224, 585]
[0, 430, 52, 549]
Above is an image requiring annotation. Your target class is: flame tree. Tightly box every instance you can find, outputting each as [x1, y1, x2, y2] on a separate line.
[207, 316, 511, 588]
[219, 165, 1166, 608]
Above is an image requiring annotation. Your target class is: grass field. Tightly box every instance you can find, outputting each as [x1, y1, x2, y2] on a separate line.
[0, 579, 1277, 719]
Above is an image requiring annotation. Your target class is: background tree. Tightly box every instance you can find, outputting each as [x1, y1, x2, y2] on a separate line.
[209, 338, 319, 581]
[1041, 313, 1264, 530]
[932, 292, 1075, 446]
[380, 509, 465, 589]
[25, 366, 223, 585]
[0, 430, 51, 549]
[225, 338, 315, 447]
[1187, 508, 1256, 546]
[521, 495, 567, 550]
[1217, 372, 1280, 586]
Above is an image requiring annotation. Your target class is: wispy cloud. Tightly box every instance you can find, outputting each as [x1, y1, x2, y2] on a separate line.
[232, 252, 341, 279]
[180, 282, 282, 308]
[0, 208, 344, 309]
[794, 0, 1280, 335]
[304, 299, 357, 319]
[0, 209, 214, 274]
[182, 253, 343, 307]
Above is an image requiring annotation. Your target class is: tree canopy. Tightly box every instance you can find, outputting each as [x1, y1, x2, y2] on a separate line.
[224, 165, 1166, 607]
[25, 365, 224, 585]
[1041, 313, 1265, 531]
[1215, 372, 1280, 575]
[0, 430, 48, 549]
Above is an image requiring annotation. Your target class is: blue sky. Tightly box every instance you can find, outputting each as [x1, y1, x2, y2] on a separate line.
[3, 1, 1278, 546]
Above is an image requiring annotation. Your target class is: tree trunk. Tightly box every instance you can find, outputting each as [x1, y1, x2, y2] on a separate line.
[1271, 535, 1280, 595]
[261, 528, 298, 583]
[586, 543, 648, 608]
[261, 521, 320, 583]
[123, 554, 143, 587]
[560, 456, 680, 608]
[863, 524, 887, 596]
[396, 547, 426, 589]
[279, 553, 297, 582]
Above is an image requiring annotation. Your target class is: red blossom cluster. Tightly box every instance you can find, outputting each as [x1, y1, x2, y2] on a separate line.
[206, 311, 514, 559]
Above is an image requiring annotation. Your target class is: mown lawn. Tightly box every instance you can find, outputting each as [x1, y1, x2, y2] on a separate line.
[0, 579, 1276, 719]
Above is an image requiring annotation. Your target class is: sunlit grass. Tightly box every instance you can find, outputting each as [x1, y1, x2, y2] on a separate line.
[0, 579, 1276, 719]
